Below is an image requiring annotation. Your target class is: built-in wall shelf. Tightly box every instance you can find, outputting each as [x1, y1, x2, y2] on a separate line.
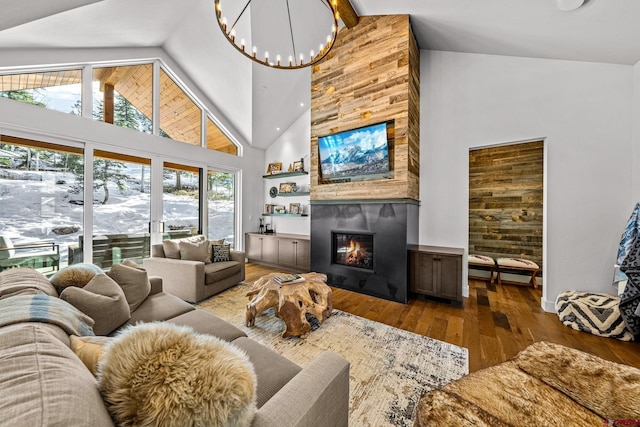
[263, 171, 309, 179]
[262, 213, 309, 217]
[278, 192, 310, 197]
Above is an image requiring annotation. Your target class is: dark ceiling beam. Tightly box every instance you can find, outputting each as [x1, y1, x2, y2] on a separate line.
[337, 0, 359, 29]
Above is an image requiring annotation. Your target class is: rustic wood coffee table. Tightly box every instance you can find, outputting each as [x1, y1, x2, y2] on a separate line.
[245, 272, 333, 338]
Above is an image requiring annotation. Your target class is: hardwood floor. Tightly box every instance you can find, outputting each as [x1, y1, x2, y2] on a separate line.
[245, 263, 640, 372]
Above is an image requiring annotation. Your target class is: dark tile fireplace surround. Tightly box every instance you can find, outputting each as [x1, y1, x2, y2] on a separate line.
[310, 201, 419, 303]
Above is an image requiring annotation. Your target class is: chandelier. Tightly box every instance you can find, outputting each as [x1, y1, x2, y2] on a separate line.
[215, 0, 339, 70]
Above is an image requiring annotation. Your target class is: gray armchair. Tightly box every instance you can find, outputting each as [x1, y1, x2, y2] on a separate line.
[143, 243, 245, 303]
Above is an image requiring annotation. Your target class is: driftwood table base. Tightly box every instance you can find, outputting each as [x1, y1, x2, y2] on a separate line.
[245, 272, 333, 338]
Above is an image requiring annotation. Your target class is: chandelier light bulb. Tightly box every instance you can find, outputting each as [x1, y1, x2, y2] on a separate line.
[299, 53, 304, 65]
[265, 51, 269, 62]
[310, 50, 315, 58]
[288, 55, 293, 66]
[221, 16, 227, 32]
[240, 39, 245, 51]
[276, 54, 281, 65]
[229, 29, 236, 42]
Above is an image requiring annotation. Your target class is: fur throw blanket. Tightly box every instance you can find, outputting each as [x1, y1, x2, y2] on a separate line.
[0, 293, 94, 336]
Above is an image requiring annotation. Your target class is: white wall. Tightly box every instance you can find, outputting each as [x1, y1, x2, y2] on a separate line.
[261, 110, 311, 236]
[633, 60, 640, 201]
[421, 50, 634, 310]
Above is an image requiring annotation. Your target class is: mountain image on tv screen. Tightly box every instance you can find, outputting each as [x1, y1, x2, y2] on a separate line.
[318, 122, 390, 180]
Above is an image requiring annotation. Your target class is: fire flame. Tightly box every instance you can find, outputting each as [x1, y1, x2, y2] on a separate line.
[346, 240, 362, 265]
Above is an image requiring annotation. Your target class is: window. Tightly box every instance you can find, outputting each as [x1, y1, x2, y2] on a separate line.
[160, 69, 201, 145]
[207, 117, 238, 155]
[163, 162, 201, 237]
[207, 170, 235, 247]
[1, 63, 240, 156]
[0, 135, 83, 273]
[92, 64, 153, 133]
[0, 69, 82, 115]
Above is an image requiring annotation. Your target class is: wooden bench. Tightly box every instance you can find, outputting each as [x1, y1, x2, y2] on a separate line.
[496, 257, 540, 288]
[468, 254, 497, 285]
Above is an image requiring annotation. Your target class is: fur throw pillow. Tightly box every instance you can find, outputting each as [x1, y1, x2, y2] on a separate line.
[98, 322, 257, 427]
[49, 263, 103, 291]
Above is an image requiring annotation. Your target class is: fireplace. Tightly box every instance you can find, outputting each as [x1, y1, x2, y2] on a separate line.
[311, 200, 419, 303]
[332, 232, 374, 270]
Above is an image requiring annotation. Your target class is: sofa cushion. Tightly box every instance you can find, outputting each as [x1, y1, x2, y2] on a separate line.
[0, 267, 58, 299]
[415, 389, 510, 427]
[179, 239, 212, 264]
[204, 261, 241, 285]
[70, 335, 113, 376]
[60, 274, 131, 336]
[0, 323, 113, 426]
[116, 292, 193, 332]
[232, 336, 302, 409]
[439, 360, 603, 426]
[98, 322, 257, 427]
[107, 263, 151, 312]
[168, 309, 247, 342]
[162, 235, 205, 259]
[49, 263, 103, 291]
[514, 341, 640, 421]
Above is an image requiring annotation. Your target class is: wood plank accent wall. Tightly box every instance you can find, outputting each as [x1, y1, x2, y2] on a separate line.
[469, 141, 544, 271]
[310, 15, 420, 201]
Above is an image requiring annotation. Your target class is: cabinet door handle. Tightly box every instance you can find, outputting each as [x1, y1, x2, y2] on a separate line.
[433, 257, 441, 261]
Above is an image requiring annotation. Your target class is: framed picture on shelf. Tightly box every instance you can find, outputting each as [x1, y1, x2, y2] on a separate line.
[293, 160, 304, 171]
[273, 205, 286, 214]
[279, 182, 296, 193]
[266, 162, 282, 175]
[264, 204, 273, 214]
[289, 203, 301, 214]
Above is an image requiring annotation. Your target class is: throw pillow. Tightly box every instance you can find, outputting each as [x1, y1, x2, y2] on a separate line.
[70, 335, 113, 376]
[60, 274, 131, 336]
[212, 244, 231, 262]
[122, 259, 145, 270]
[107, 263, 151, 312]
[98, 322, 257, 427]
[49, 263, 103, 291]
[162, 235, 205, 259]
[179, 239, 211, 264]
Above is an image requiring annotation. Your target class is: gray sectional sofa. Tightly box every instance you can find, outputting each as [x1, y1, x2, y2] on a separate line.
[0, 267, 349, 426]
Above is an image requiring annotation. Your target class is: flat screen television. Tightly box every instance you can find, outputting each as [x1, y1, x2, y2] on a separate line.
[317, 121, 392, 182]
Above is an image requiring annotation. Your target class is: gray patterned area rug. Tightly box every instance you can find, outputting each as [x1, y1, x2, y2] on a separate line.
[197, 282, 468, 426]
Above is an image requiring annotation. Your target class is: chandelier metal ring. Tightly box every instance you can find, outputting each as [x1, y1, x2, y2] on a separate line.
[215, 0, 339, 70]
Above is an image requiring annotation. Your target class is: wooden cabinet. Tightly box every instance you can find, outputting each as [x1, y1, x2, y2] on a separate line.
[246, 233, 278, 264]
[409, 245, 463, 305]
[245, 233, 310, 272]
[278, 238, 310, 270]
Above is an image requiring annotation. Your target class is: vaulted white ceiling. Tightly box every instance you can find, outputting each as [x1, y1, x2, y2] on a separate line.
[0, 0, 639, 150]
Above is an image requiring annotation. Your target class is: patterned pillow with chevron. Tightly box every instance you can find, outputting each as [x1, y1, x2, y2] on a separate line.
[555, 291, 634, 341]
